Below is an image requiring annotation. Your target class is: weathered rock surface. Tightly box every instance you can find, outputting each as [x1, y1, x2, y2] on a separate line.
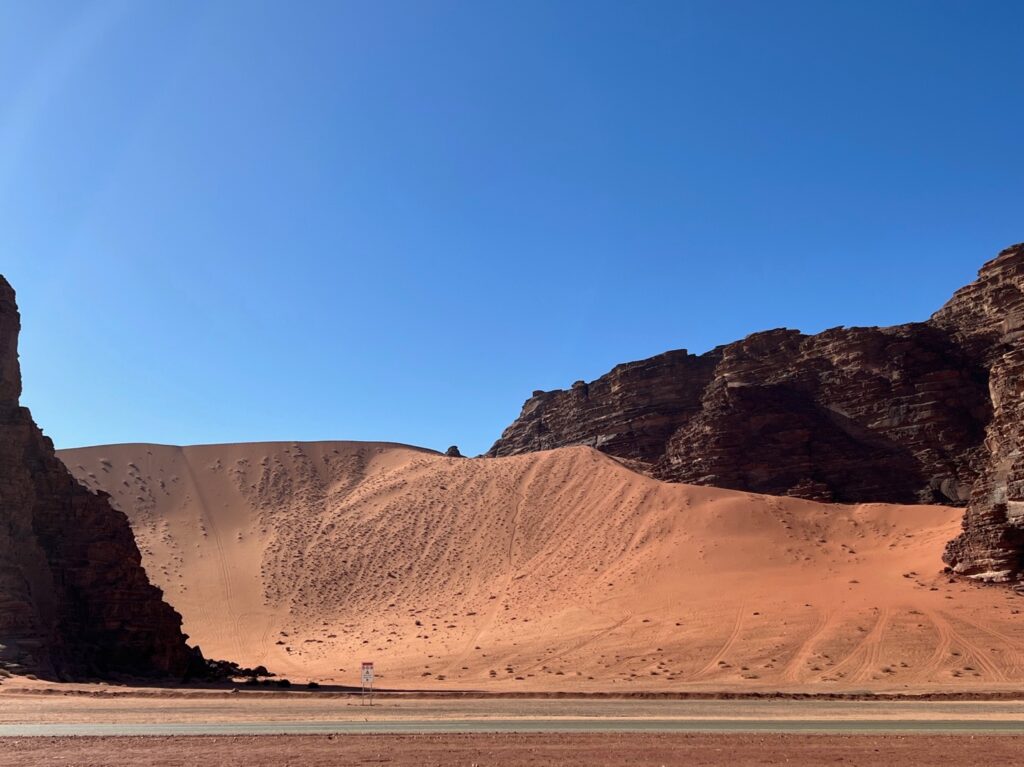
[0, 276, 193, 678]
[489, 244, 1024, 579]
[491, 319, 991, 506]
[932, 246, 1024, 580]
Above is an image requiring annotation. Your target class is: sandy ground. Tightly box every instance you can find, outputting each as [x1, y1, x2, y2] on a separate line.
[3, 733, 1023, 766]
[57, 441, 1024, 693]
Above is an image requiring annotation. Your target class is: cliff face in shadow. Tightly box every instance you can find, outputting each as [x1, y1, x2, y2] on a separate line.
[490, 244, 1024, 581]
[0, 276, 193, 678]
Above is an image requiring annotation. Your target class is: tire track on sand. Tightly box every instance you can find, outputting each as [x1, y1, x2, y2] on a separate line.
[825, 609, 889, 683]
[920, 609, 954, 679]
[940, 612, 1009, 682]
[782, 608, 833, 682]
[696, 603, 746, 677]
[444, 460, 539, 674]
[520, 612, 634, 675]
[852, 608, 891, 683]
[951, 613, 1024, 657]
[182, 455, 242, 659]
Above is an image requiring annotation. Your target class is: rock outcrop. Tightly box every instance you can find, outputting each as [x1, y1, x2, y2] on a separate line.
[932, 247, 1024, 580]
[0, 276, 194, 678]
[489, 244, 1024, 579]
[491, 322, 991, 506]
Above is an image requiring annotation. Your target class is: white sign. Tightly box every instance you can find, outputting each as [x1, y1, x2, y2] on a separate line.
[361, 661, 374, 686]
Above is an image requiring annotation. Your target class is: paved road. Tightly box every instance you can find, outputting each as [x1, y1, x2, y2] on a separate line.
[3, 719, 1024, 736]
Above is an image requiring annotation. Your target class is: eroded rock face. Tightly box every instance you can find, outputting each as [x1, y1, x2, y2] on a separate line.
[491, 311, 991, 507]
[658, 324, 990, 504]
[933, 246, 1024, 580]
[492, 349, 721, 465]
[0, 276, 193, 678]
[489, 244, 1024, 579]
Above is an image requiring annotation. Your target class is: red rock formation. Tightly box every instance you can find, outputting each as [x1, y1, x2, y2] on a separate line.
[492, 350, 720, 465]
[658, 324, 990, 504]
[933, 246, 1024, 580]
[491, 319, 990, 506]
[490, 244, 1024, 579]
[0, 276, 194, 678]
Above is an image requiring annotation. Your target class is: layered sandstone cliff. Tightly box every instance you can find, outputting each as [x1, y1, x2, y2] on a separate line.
[490, 244, 1024, 579]
[0, 276, 193, 678]
[932, 246, 1024, 580]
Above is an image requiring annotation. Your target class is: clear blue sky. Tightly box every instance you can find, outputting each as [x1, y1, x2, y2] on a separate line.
[1, 1, 1022, 456]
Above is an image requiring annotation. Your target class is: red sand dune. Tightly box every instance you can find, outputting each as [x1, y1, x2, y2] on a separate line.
[58, 441, 1024, 692]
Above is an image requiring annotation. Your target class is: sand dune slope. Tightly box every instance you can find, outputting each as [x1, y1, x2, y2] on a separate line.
[58, 442, 1024, 692]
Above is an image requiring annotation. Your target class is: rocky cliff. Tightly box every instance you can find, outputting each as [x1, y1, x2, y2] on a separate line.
[0, 276, 194, 678]
[932, 247, 1024, 580]
[489, 244, 1024, 580]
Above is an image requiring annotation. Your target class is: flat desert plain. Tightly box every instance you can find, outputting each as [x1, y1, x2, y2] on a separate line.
[56, 441, 1024, 693]
[4, 733, 1024, 767]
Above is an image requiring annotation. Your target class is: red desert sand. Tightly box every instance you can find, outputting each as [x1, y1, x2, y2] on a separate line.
[4, 733, 1024, 767]
[58, 441, 1024, 693]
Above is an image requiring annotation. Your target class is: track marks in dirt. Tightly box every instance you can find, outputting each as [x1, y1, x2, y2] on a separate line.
[782, 609, 833, 682]
[824, 608, 890, 683]
[182, 455, 243, 659]
[444, 461, 539, 674]
[940, 612, 1011, 682]
[696, 604, 747, 677]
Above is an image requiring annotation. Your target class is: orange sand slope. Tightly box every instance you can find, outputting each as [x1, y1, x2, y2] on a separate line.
[58, 442, 1024, 692]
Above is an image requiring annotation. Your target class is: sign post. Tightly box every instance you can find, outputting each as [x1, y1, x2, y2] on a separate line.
[361, 661, 374, 706]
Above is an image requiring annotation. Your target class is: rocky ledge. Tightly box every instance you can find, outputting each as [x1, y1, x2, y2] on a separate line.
[489, 244, 1024, 581]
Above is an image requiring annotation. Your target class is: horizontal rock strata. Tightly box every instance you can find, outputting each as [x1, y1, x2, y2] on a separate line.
[932, 247, 1024, 580]
[490, 244, 1024, 579]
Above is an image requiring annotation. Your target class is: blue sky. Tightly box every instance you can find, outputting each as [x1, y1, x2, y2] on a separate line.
[1, 1, 1022, 456]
